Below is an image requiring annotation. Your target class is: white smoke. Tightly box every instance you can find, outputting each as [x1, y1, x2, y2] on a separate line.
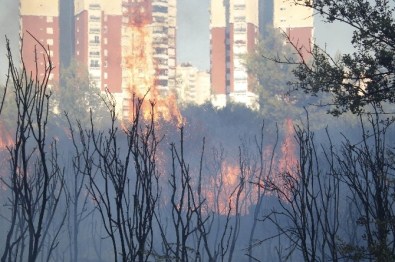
[177, 0, 210, 71]
[0, 0, 19, 83]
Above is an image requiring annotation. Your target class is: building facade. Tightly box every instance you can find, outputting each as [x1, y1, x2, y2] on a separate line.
[74, 0, 176, 119]
[210, 0, 314, 109]
[20, 0, 60, 85]
[210, 0, 259, 109]
[177, 63, 210, 106]
[74, 0, 123, 94]
[270, 0, 314, 60]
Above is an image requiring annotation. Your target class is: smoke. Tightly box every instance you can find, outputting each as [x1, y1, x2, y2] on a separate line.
[0, 0, 19, 83]
[177, 0, 210, 70]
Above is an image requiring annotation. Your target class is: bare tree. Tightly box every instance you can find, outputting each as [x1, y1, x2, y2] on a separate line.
[82, 93, 160, 262]
[64, 115, 95, 262]
[334, 109, 395, 261]
[187, 145, 234, 262]
[258, 115, 341, 262]
[247, 122, 278, 262]
[164, 127, 205, 261]
[1, 35, 66, 262]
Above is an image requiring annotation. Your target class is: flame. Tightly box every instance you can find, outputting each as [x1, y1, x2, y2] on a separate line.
[122, 1, 183, 126]
[0, 121, 13, 150]
[0, 122, 13, 190]
[278, 118, 298, 175]
[202, 161, 257, 215]
[265, 118, 299, 200]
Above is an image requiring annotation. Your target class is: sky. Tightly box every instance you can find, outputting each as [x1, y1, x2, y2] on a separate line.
[0, 0, 354, 80]
[0, 0, 19, 82]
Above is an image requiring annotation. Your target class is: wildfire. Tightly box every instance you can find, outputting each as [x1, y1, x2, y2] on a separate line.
[203, 161, 256, 215]
[0, 122, 13, 150]
[0, 122, 12, 190]
[278, 118, 298, 176]
[122, 1, 183, 126]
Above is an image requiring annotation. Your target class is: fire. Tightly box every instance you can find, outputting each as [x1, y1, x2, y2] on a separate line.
[122, 1, 183, 126]
[278, 118, 298, 176]
[0, 122, 13, 190]
[203, 161, 256, 215]
[264, 118, 299, 200]
[0, 122, 13, 150]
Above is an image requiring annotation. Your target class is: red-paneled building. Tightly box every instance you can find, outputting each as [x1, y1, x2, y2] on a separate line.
[210, 0, 259, 109]
[210, 0, 314, 109]
[74, 0, 122, 93]
[20, 0, 60, 86]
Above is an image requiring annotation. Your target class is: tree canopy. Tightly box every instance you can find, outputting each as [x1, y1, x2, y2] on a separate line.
[293, 0, 395, 115]
[55, 60, 107, 127]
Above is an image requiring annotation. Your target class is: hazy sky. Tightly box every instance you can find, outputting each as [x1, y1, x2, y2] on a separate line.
[0, 0, 19, 82]
[177, 0, 211, 70]
[0, 0, 353, 79]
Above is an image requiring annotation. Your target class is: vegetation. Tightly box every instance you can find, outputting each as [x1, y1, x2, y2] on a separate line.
[1, 0, 395, 261]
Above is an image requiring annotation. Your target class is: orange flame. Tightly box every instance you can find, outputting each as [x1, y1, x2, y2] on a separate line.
[122, 1, 183, 126]
[278, 118, 298, 176]
[0, 122, 13, 150]
[202, 161, 257, 215]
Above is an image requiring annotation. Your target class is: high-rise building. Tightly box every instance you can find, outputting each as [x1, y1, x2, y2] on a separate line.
[264, 0, 314, 60]
[176, 63, 210, 106]
[210, 0, 259, 109]
[74, 0, 177, 119]
[210, 0, 314, 109]
[74, 0, 123, 95]
[20, 0, 60, 85]
[273, 0, 314, 60]
[120, 0, 177, 119]
[59, 0, 75, 69]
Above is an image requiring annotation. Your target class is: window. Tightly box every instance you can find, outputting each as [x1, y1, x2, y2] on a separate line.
[89, 51, 100, 57]
[89, 3, 100, 10]
[156, 80, 168, 86]
[46, 27, 53, 34]
[46, 16, 53, 23]
[46, 39, 53, 46]
[234, 16, 245, 22]
[89, 15, 100, 22]
[153, 5, 168, 13]
[90, 60, 99, 68]
[234, 4, 245, 10]
[155, 48, 167, 54]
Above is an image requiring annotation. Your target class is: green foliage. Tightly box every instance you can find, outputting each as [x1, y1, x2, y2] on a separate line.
[246, 28, 301, 120]
[55, 60, 107, 127]
[246, 27, 336, 130]
[295, 0, 395, 115]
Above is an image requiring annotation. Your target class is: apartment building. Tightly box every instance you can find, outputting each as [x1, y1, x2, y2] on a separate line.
[74, 0, 176, 119]
[271, 0, 314, 59]
[177, 63, 210, 106]
[210, 0, 259, 109]
[74, 0, 122, 95]
[20, 0, 60, 85]
[210, 0, 313, 109]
